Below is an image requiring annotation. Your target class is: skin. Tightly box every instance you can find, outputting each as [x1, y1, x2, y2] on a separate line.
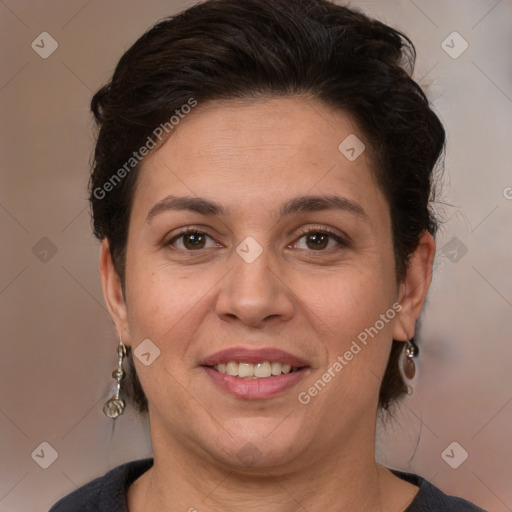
[100, 97, 435, 511]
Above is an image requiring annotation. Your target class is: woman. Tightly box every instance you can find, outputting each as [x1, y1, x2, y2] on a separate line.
[50, 0, 486, 510]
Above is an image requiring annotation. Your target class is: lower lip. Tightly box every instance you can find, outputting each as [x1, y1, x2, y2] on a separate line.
[203, 367, 308, 399]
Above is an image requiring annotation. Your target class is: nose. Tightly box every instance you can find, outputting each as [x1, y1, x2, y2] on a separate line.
[215, 244, 295, 328]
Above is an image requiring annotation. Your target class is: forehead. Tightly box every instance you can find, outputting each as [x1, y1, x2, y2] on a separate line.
[132, 97, 387, 220]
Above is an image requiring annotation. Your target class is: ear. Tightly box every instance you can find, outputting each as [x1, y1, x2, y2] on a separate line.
[393, 231, 436, 342]
[99, 238, 131, 345]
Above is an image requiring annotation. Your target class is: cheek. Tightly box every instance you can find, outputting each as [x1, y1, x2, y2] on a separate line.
[124, 269, 212, 407]
[125, 265, 210, 349]
[295, 257, 397, 410]
[299, 260, 396, 343]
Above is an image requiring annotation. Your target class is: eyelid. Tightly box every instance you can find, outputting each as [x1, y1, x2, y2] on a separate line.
[165, 226, 222, 248]
[292, 225, 350, 247]
[164, 224, 350, 251]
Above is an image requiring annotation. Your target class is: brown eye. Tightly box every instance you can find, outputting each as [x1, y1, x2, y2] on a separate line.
[168, 230, 219, 251]
[182, 232, 206, 249]
[305, 232, 329, 250]
[291, 229, 346, 251]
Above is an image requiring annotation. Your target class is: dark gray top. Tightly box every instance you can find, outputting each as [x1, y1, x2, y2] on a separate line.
[49, 458, 487, 511]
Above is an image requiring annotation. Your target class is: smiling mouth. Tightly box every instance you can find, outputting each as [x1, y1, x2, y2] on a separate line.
[208, 361, 304, 379]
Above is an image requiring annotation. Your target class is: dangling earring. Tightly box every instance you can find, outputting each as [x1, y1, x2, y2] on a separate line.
[103, 339, 127, 419]
[403, 338, 418, 380]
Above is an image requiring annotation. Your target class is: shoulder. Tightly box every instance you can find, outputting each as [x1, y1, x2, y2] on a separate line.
[390, 469, 488, 512]
[48, 458, 154, 512]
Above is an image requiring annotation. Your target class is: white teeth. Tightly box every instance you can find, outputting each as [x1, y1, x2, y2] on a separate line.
[226, 362, 238, 376]
[238, 362, 253, 378]
[213, 361, 298, 378]
[271, 362, 281, 376]
[254, 361, 271, 378]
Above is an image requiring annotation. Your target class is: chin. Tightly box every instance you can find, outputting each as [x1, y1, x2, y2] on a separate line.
[205, 417, 310, 471]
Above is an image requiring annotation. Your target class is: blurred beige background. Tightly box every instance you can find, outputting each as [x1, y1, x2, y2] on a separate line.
[1, 1, 511, 511]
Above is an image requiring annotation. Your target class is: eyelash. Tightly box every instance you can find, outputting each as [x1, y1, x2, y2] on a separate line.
[166, 226, 348, 252]
[292, 227, 347, 250]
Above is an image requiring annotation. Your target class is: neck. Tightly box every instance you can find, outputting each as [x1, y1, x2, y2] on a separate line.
[127, 417, 410, 512]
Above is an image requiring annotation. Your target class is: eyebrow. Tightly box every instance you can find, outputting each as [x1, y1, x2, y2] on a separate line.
[280, 195, 369, 222]
[145, 194, 369, 223]
[146, 196, 225, 222]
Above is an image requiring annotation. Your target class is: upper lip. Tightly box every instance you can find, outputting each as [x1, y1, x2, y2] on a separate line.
[200, 347, 310, 368]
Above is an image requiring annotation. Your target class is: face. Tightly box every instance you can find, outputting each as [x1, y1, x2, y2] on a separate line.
[101, 97, 433, 473]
